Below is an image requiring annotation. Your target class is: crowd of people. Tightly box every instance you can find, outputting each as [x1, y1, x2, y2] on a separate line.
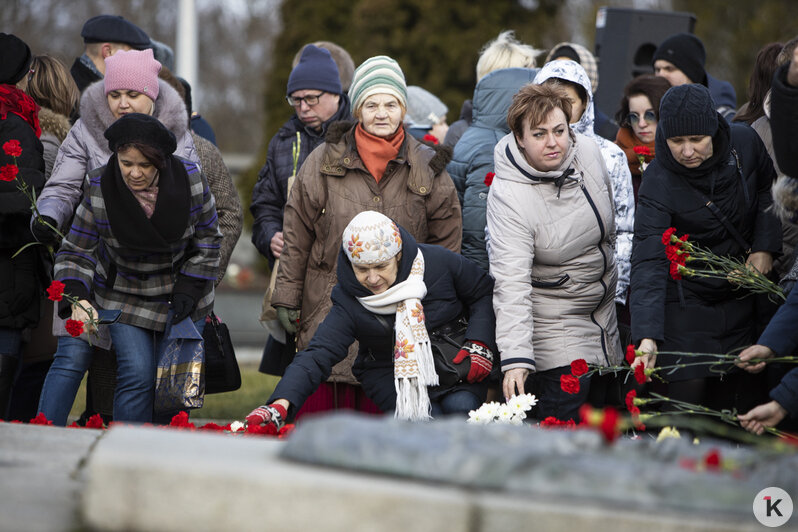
[2, 14, 798, 439]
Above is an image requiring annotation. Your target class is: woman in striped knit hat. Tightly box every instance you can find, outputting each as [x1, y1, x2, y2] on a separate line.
[265, 55, 464, 420]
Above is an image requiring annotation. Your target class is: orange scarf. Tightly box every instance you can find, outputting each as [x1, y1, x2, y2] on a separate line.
[615, 126, 655, 177]
[354, 123, 405, 183]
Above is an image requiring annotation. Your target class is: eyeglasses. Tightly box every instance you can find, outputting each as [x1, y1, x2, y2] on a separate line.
[627, 110, 657, 126]
[286, 92, 324, 108]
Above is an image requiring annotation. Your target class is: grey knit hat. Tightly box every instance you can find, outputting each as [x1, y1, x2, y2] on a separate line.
[658, 84, 718, 139]
[405, 86, 447, 129]
[348, 55, 407, 114]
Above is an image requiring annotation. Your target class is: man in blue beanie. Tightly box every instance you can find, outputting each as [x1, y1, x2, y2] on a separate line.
[249, 44, 353, 375]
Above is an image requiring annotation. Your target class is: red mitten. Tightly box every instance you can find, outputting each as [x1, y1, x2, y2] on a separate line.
[452, 340, 494, 383]
[245, 403, 288, 430]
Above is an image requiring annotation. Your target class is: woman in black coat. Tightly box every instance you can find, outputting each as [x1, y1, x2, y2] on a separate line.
[246, 211, 496, 427]
[0, 34, 46, 417]
[630, 84, 781, 409]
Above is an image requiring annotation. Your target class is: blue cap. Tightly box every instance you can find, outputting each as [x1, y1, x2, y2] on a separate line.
[287, 45, 342, 96]
[81, 15, 150, 49]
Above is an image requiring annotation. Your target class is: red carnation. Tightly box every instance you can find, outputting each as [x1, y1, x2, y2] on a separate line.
[679, 234, 690, 243]
[560, 373, 580, 394]
[46, 280, 65, 302]
[633, 145, 651, 156]
[278, 424, 296, 438]
[634, 363, 647, 384]
[169, 411, 195, 429]
[625, 389, 637, 412]
[3, 140, 22, 157]
[198, 422, 225, 431]
[669, 262, 683, 280]
[599, 407, 621, 443]
[85, 413, 105, 429]
[541, 417, 576, 428]
[246, 422, 278, 436]
[30, 412, 53, 425]
[484, 171, 495, 187]
[422, 133, 439, 145]
[661, 227, 677, 245]
[0, 164, 18, 182]
[625, 344, 636, 365]
[570, 358, 588, 377]
[65, 319, 84, 337]
[704, 449, 721, 471]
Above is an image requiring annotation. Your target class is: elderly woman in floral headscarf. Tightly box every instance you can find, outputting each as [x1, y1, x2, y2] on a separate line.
[269, 55, 461, 418]
[246, 211, 495, 428]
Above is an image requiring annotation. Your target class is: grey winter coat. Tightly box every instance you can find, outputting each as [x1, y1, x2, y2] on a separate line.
[36, 79, 198, 231]
[533, 60, 635, 304]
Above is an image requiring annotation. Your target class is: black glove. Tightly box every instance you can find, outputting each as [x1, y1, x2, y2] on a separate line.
[32, 215, 60, 245]
[171, 293, 196, 324]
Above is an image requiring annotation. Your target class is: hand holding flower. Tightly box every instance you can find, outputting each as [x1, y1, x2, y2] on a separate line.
[735, 344, 774, 374]
[72, 299, 98, 334]
[745, 251, 773, 276]
[503, 367, 530, 400]
[738, 400, 788, 435]
[633, 338, 658, 383]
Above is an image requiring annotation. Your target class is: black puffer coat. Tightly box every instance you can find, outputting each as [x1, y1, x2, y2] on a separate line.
[630, 118, 781, 379]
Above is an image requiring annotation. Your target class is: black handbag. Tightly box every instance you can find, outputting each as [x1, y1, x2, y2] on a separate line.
[203, 312, 241, 394]
[429, 317, 470, 389]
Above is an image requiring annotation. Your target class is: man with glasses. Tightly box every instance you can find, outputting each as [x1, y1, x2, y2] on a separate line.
[250, 45, 352, 266]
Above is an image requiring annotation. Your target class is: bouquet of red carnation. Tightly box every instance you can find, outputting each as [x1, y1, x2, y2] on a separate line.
[633, 145, 652, 171]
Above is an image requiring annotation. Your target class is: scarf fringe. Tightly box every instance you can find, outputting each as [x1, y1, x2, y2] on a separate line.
[394, 377, 432, 421]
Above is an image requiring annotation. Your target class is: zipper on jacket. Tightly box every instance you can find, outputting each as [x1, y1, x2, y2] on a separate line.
[580, 183, 611, 365]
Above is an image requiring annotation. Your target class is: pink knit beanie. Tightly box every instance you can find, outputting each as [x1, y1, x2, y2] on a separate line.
[104, 48, 161, 100]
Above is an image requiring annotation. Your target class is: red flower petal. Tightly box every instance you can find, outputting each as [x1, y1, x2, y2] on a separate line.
[669, 262, 683, 280]
[625, 389, 637, 412]
[484, 171, 495, 187]
[65, 319, 84, 337]
[560, 373, 580, 394]
[85, 413, 105, 429]
[46, 280, 65, 302]
[625, 344, 636, 365]
[599, 407, 621, 443]
[634, 364, 647, 385]
[704, 448, 722, 470]
[30, 413, 53, 425]
[3, 139, 22, 157]
[661, 227, 677, 246]
[422, 133, 439, 145]
[570, 359, 588, 377]
[0, 164, 18, 182]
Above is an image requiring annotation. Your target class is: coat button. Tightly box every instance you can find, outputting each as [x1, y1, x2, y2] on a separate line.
[419, 186, 427, 194]
[373, 196, 381, 203]
[343, 157, 351, 164]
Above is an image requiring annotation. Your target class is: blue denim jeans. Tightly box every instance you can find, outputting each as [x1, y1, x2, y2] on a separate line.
[39, 317, 205, 426]
[431, 389, 482, 417]
[0, 327, 23, 358]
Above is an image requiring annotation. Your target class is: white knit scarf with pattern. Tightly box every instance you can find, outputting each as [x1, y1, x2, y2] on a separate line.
[357, 250, 438, 421]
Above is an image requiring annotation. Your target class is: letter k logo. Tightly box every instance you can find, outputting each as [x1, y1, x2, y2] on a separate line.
[765, 496, 783, 517]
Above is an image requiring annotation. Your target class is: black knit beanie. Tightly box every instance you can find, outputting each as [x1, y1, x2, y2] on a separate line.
[653, 33, 707, 86]
[104, 113, 177, 155]
[0, 33, 32, 85]
[658, 84, 718, 139]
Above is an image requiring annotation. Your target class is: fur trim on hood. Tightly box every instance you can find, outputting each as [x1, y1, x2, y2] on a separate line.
[771, 175, 798, 223]
[38, 106, 71, 143]
[326, 120, 452, 172]
[79, 78, 189, 147]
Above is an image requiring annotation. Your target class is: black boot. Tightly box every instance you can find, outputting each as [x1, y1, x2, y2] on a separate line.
[0, 354, 20, 419]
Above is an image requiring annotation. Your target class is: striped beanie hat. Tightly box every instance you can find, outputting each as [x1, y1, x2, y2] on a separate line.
[348, 56, 407, 114]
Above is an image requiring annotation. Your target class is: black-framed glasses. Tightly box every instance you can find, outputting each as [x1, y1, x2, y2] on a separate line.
[286, 92, 324, 108]
[627, 110, 657, 126]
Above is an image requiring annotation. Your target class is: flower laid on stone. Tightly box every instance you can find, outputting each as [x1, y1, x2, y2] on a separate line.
[540, 416, 576, 428]
[7, 412, 295, 439]
[662, 227, 785, 301]
[656, 426, 681, 442]
[467, 393, 538, 425]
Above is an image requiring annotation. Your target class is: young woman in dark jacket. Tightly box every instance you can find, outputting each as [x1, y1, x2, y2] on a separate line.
[0, 34, 46, 417]
[630, 84, 781, 409]
[246, 211, 496, 427]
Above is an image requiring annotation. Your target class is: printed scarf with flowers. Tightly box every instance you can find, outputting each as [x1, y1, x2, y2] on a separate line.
[356, 249, 438, 421]
[0, 84, 41, 137]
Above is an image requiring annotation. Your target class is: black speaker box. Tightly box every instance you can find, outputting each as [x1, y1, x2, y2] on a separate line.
[593, 7, 695, 118]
